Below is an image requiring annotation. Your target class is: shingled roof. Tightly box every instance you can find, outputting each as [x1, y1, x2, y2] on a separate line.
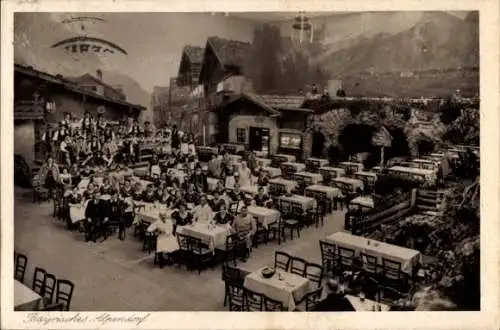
[206, 36, 251, 69]
[182, 45, 204, 64]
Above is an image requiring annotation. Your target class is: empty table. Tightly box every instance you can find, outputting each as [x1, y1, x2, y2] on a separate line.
[15, 280, 42, 311]
[305, 185, 342, 200]
[279, 194, 317, 211]
[262, 166, 282, 178]
[325, 232, 422, 274]
[339, 162, 364, 173]
[269, 178, 298, 194]
[294, 171, 323, 184]
[244, 267, 311, 311]
[305, 158, 329, 171]
[247, 206, 280, 229]
[320, 167, 346, 180]
[331, 177, 364, 192]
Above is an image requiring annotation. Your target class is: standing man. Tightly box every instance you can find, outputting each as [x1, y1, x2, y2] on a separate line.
[231, 206, 256, 262]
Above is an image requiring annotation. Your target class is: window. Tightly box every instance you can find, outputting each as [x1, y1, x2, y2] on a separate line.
[236, 128, 246, 144]
[280, 133, 302, 149]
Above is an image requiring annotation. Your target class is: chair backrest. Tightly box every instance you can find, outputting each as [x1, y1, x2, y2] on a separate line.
[304, 287, 323, 311]
[264, 295, 284, 311]
[229, 202, 240, 215]
[176, 233, 191, 251]
[289, 257, 307, 277]
[337, 246, 355, 266]
[244, 289, 264, 311]
[225, 233, 239, 251]
[189, 237, 204, 253]
[55, 279, 75, 311]
[43, 273, 57, 302]
[364, 276, 380, 301]
[15, 253, 28, 282]
[222, 264, 241, 284]
[274, 251, 291, 271]
[379, 285, 404, 304]
[227, 283, 245, 311]
[382, 258, 402, 280]
[319, 240, 336, 269]
[279, 200, 292, 216]
[360, 252, 378, 273]
[40, 302, 65, 311]
[291, 203, 303, 218]
[32, 267, 47, 295]
[305, 262, 324, 288]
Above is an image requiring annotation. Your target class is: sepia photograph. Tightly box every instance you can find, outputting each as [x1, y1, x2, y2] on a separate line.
[1, 1, 498, 328]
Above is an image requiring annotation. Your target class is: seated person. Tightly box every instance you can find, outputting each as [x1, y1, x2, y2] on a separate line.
[82, 135, 102, 166]
[80, 165, 95, 178]
[100, 177, 114, 195]
[171, 202, 193, 235]
[312, 279, 355, 311]
[141, 184, 157, 203]
[257, 170, 269, 187]
[158, 187, 170, 205]
[213, 204, 234, 225]
[59, 167, 72, 187]
[190, 164, 208, 192]
[207, 154, 221, 178]
[70, 163, 81, 184]
[209, 191, 226, 212]
[227, 183, 245, 202]
[231, 206, 257, 261]
[149, 154, 161, 179]
[253, 186, 271, 207]
[183, 184, 199, 205]
[191, 195, 213, 224]
[83, 182, 97, 200]
[59, 135, 73, 167]
[120, 179, 133, 198]
[131, 182, 144, 201]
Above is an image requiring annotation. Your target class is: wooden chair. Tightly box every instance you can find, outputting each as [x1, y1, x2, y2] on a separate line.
[244, 289, 265, 311]
[274, 251, 291, 271]
[176, 233, 193, 269]
[39, 302, 64, 311]
[222, 264, 243, 307]
[190, 237, 214, 274]
[216, 233, 239, 266]
[381, 258, 402, 281]
[296, 287, 323, 311]
[337, 246, 355, 271]
[264, 296, 285, 311]
[319, 240, 337, 275]
[363, 276, 381, 301]
[55, 279, 75, 311]
[227, 283, 246, 311]
[32, 267, 47, 295]
[305, 262, 324, 289]
[267, 215, 284, 245]
[15, 253, 28, 283]
[42, 273, 57, 304]
[360, 252, 379, 275]
[289, 257, 307, 277]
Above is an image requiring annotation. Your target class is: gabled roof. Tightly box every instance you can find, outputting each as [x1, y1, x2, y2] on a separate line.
[67, 73, 125, 97]
[182, 45, 204, 64]
[218, 93, 280, 117]
[207, 37, 250, 69]
[14, 64, 145, 111]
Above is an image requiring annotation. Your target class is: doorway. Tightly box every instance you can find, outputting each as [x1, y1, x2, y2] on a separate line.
[249, 127, 270, 154]
[311, 131, 326, 158]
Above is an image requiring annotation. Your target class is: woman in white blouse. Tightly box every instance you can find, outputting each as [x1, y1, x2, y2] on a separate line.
[238, 161, 252, 187]
[147, 214, 178, 268]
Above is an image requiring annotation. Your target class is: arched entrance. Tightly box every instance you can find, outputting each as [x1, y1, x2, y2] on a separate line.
[311, 131, 325, 158]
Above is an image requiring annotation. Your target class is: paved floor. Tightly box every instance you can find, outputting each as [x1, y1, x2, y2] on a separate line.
[14, 187, 346, 311]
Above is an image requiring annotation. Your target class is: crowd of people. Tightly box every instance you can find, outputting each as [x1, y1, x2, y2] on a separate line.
[36, 113, 279, 266]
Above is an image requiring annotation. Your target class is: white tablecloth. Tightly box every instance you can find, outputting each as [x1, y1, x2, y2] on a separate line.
[339, 162, 364, 172]
[305, 185, 342, 200]
[177, 223, 230, 251]
[262, 166, 282, 178]
[247, 206, 280, 229]
[325, 232, 422, 274]
[15, 281, 42, 310]
[306, 158, 329, 167]
[346, 295, 390, 311]
[279, 195, 317, 211]
[319, 167, 346, 179]
[268, 178, 298, 193]
[244, 268, 311, 311]
[256, 157, 272, 167]
[294, 171, 323, 184]
[136, 204, 173, 223]
[281, 162, 306, 173]
[207, 177, 219, 192]
[273, 154, 296, 163]
[350, 196, 375, 208]
[331, 177, 364, 192]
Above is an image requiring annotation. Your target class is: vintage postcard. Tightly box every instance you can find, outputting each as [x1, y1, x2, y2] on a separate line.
[1, 0, 499, 329]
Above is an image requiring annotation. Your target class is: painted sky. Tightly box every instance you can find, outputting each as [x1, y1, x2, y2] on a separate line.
[14, 11, 471, 94]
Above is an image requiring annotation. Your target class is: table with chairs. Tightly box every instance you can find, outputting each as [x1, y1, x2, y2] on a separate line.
[319, 166, 346, 183]
[14, 252, 75, 311]
[262, 166, 282, 178]
[268, 178, 298, 196]
[256, 157, 272, 168]
[271, 154, 296, 168]
[305, 184, 343, 212]
[339, 162, 364, 174]
[305, 158, 329, 173]
[280, 162, 306, 179]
